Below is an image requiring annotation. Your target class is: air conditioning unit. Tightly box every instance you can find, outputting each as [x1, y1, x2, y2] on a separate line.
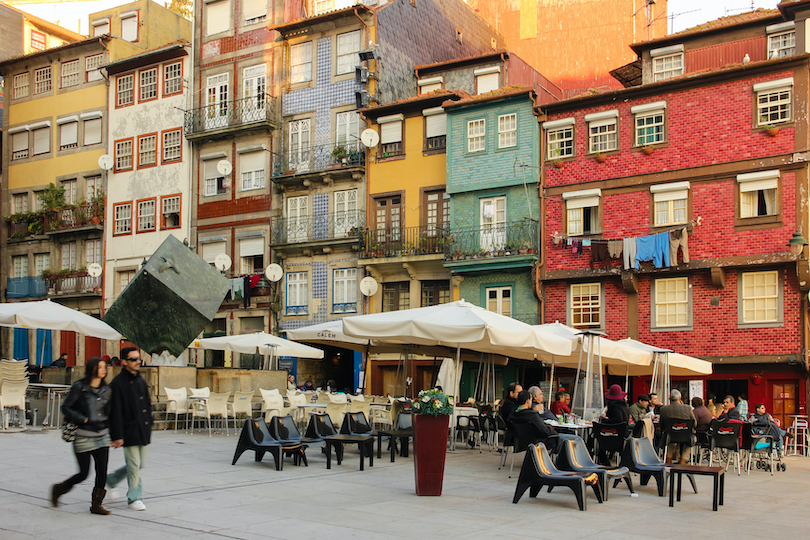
[355, 90, 370, 109]
[358, 49, 377, 62]
[355, 66, 369, 83]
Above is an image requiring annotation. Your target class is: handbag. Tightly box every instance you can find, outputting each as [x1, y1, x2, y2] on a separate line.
[62, 422, 78, 443]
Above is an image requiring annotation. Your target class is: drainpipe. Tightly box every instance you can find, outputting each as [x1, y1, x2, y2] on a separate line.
[353, 8, 369, 48]
[534, 103, 547, 323]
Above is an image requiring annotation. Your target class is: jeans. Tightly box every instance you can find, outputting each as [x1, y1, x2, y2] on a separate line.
[108, 445, 147, 504]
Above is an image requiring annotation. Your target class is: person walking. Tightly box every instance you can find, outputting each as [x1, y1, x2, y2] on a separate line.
[107, 347, 153, 511]
[51, 357, 112, 515]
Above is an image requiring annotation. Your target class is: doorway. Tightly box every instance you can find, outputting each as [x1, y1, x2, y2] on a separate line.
[771, 380, 798, 430]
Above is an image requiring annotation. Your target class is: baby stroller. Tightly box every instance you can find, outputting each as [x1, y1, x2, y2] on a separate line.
[746, 423, 786, 475]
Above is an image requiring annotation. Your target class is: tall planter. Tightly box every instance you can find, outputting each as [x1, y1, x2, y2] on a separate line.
[413, 413, 450, 496]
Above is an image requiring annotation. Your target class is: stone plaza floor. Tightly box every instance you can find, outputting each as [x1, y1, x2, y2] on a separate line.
[1, 427, 809, 539]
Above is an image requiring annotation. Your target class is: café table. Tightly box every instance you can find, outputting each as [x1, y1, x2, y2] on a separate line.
[668, 463, 725, 511]
[27, 383, 71, 428]
[324, 434, 374, 470]
[451, 406, 481, 450]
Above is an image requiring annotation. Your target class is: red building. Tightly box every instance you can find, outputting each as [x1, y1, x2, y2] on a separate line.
[536, 6, 810, 428]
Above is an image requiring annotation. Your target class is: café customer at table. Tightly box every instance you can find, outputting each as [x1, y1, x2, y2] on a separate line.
[717, 395, 741, 421]
[659, 389, 696, 464]
[691, 397, 713, 433]
[550, 391, 571, 416]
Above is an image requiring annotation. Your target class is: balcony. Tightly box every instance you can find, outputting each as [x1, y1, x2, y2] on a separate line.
[6, 277, 48, 299]
[184, 93, 277, 141]
[360, 225, 449, 259]
[47, 274, 101, 297]
[272, 142, 365, 187]
[45, 206, 103, 235]
[6, 213, 46, 242]
[444, 220, 540, 274]
[270, 210, 364, 247]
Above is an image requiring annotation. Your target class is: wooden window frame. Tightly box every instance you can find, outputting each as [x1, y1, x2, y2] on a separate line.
[136, 197, 157, 233]
[138, 67, 159, 103]
[160, 194, 182, 230]
[114, 137, 134, 172]
[161, 128, 183, 164]
[116, 72, 135, 108]
[162, 61, 184, 97]
[113, 202, 133, 236]
[137, 133, 158, 169]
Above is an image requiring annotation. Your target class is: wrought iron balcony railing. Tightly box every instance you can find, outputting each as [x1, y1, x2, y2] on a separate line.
[270, 210, 364, 245]
[6, 214, 46, 241]
[360, 225, 450, 258]
[48, 274, 101, 296]
[45, 206, 103, 233]
[512, 313, 542, 326]
[444, 220, 540, 260]
[272, 141, 365, 177]
[6, 277, 48, 298]
[184, 93, 277, 136]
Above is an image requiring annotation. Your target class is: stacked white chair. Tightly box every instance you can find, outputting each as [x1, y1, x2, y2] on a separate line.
[0, 360, 30, 430]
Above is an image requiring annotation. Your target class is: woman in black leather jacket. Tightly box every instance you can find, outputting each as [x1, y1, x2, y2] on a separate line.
[51, 357, 113, 515]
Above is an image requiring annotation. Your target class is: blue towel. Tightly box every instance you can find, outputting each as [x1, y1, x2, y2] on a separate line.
[635, 235, 656, 269]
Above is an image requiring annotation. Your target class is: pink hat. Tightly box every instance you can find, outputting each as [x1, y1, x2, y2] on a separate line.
[605, 384, 628, 400]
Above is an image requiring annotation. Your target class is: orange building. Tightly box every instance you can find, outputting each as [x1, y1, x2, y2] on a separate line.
[464, 0, 669, 94]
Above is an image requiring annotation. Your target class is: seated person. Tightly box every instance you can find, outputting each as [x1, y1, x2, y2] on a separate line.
[629, 394, 654, 440]
[628, 394, 650, 422]
[648, 392, 662, 414]
[717, 395, 741, 421]
[602, 384, 630, 424]
[691, 397, 713, 433]
[510, 391, 583, 450]
[528, 386, 557, 422]
[51, 353, 68, 368]
[550, 391, 571, 416]
[659, 389, 696, 464]
[752, 403, 790, 456]
[300, 379, 315, 392]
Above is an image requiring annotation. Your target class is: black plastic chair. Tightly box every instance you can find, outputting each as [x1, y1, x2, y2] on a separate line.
[341, 411, 373, 436]
[555, 438, 634, 501]
[513, 443, 602, 511]
[620, 437, 667, 496]
[507, 421, 560, 478]
[232, 418, 282, 470]
[497, 415, 516, 469]
[305, 413, 339, 440]
[661, 417, 696, 463]
[592, 421, 628, 466]
[269, 414, 325, 466]
[376, 411, 413, 461]
[709, 420, 743, 476]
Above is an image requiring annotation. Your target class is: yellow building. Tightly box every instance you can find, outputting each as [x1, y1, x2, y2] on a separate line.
[0, 35, 141, 364]
[88, 0, 192, 51]
[0, 3, 84, 59]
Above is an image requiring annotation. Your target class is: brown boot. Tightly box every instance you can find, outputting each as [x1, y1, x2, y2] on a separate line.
[51, 482, 72, 507]
[90, 488, 111, 515]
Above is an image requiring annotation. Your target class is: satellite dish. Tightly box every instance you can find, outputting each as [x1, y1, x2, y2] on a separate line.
[359, 276, 378, 297]
[360, 128, 380, 148]
[214, 253, 232, 272]
[98, 154, 113, 170]
[265, 263, 283, 282]
[217, 160, 233, 176]
[87, 263, 102, 277]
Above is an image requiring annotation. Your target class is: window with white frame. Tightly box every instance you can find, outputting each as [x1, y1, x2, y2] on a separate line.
[499, 113, 517, 148]
[117, 270, 135, 295]
[140, 68, 157, 101]
[59, 118, 78, 150]
[137, 200, 155, 231]
[161, 195, 181, 229]
[740, 270, 780, 325]
[92, 18, 110, 36]
[336, 31, 361, 75]
[11, 129, 29, 159]
[86, 176, 101, 199]
[767, 22, 795, 58]
[336, 111, 360, 148]
[83, 114, 102, 146]
[204, 159, 227, 196]
[243, 0, 267, 24]
[206, 0, 230, 36]
[286, 272, 308, 314]
[13, 256, 29, 278]
[163, 129, 182, 162]
[164, 62, 182, 94]
[13, 73, 29, 98]
[35, 254, 49, 277]
[418, 76, 443, 94]
[544, 118, 574, 160]
[570, 283, 601, 328]
[201, 241, 226, 264]
[138, 135, 157, 167]
[115, 139, 133, 170]
[121, 11, 138, 41]
[651, 181, 689, 226]
[654, 277, 689, 328]
[34, 67, 51, 94]
[61, 242, 77, 270]
[652, 54, 683, 81]
[564, 188, 601, 236]
[61, 60, 79, 88]
[290, 42, 313, 84]
[585, 110, 618, 153]
[755, 78, 792, 126]
[738, 170, 779, 219]
[62, 181, 77, 205]
[486, 286, 512, 317]
[238, 237, 263, 273]
[86, 54, 104, 82]
[13, 193, 28, 214]
[424, 107, 447, 150]
[379, 114, 403, 156]
[333, 268, 357, 313]
[117, 74, 134, 106]
[34, 191, 44, 211]
[468, 118, 486, 152]
[240, 151, 265, 190]
[632, 101, 666, 146]
[32, 125, 50, 155]
[86, 239, 102, 265]
[475, 66, 500, 94]
[30, 30, 46, 51]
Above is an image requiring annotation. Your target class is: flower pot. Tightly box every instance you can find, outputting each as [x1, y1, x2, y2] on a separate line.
[553, 160, 565, 169]
[642, 146, 655, 155]
[413, 414, 450, 496]
[765, 127, 780, 137]
[752, 377, 762, 385]
[595, 154, 608, 163]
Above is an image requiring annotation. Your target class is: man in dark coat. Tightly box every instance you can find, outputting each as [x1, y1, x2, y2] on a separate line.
[717, 395, 741, 422]
[659, 389, 697, 464]
[509, 391, 559, 450]
[107, 347, 152, 511]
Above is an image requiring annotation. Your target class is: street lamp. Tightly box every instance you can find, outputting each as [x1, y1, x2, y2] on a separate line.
[787, 231, 808, 258]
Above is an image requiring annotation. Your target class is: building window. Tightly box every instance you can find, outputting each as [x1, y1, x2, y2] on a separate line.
[59, 119, 78, 150]
[239, 237, 264, 273]
[740, 270, 781, 326]
[86, 54, 104, 82]
[563, 189, 601, 236]
[544, 118, 575, 160]
[201, 241, 226, 265]
[585, 110, 619, 153]
[423, 107, 447, 150]
[336, 30, 361, 75]
[379, 114, 403, 157]
[570, 283, 601, 329]
[162, 129, 182, 162]
[83, 115, 102, 146]
[92, 18, 110, 36]
[34, 67, 52, 94]
[486, 286, 512, 317]
[755, 78, 792, 126]
[240, 152, 265, 190]
[652, 53, 683, 81]
[137, 199, 156, 232]
[32, 126, 50, 156]
[61, 242, 77, 270]
[290, 42, 312, 84]
[121, 11, 139, 41]
[13, 193, 28, 214]
[651, 181, 689, 226]
[632, 101, 666, 146]
[653, 277, 690, 329]
[424, 190, 450, 236]
[117, 74, 134, 107]
[86, 239, 102, 265]
[204, 159, 227, 196]
[117, 270, 135, 296]
[468, 119, 486, 152]
[139, 68, 157, 101]
[286, 272, 308, 315]
[475, 67, 500, 94]
[115, 139, 133, 171]
[243, 0, 267, 24]
[30, 30, 46, 51]
[61, 60, 80, 88]
[35, 254, 49, 277]
[12, 256, 29, 278]
[421, 280, 450, 307]
[13, 73, 29, 98]
[11, 130, 29, 160]
[161, 195, 181, 229]
[498, 113, 517, 148]
[164, 62, 182, 95]
[333, 268, 357, 313]
[768, 30, 795, 59]
[738, 170, 779, 219]
[418, 76, 443, 94]
[86, 176, 101, 199]
[383, 282, 410, 312]
[62, 181, 77, 205]
[205, 0, 230, 36]
[335, 111, 360, 149]
[138, 134, 157, 168]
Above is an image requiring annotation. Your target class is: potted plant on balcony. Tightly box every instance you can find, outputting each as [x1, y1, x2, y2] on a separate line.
[641, 144, 656, 155]
[594, 151, 608, 163]
[412, 387, 453, 496]
[90, 190, 105, 224]
[329, 146, 349, 167]
[550, 148, 565, 168]
[763, 124, 780, 137]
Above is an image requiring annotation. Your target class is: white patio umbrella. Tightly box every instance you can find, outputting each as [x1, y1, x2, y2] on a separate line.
[190, 332, 324, 369]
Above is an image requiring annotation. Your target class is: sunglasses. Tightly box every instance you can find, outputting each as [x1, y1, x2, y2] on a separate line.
[126, 357, 141, 362]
